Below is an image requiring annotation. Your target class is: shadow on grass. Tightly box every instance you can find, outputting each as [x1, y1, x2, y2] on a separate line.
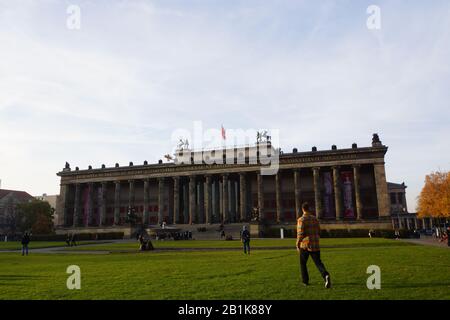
[0, 274, 49, 286]
[0, 274, 49, 279]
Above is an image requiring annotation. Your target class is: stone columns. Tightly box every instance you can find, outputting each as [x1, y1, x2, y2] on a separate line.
[239, 173, 247, 221]
[257, 172, 265, 221]
[373, 163, 390, 218]
[183, 182, 189, 223]
[212, 180, 217, 223]
[204, 175, 212, 224]
[173, 177, 180, 224]
[332, 166, 343, 220]
[99, 182, 107, 226]
[87, 182, 94, 227]
[128, 179, 135, 209]
[229, 178, 236, 222]
[275, 172, 283, 223]
[219, 179, 223, 223]
[189, 176, 196, 224]
[73, 183, 81, 227]
[198, 179, 205, 224]
[353, 165, 363, 220]
[143, 179, 150, 225]
[158, 177, 165, 225]
[313, 167, 322, 218]
[222, 174, 229, 223]
[294, 169, 301, 220]
[114, 181, 121, 225]
[58, 184, 70, 227]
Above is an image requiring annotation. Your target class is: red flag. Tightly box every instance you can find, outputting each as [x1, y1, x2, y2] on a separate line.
[221, 125, 226, 140]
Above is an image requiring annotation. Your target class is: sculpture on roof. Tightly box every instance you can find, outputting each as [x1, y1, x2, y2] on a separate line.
[256, 130, 271, 143]
[372, 133, 382, 147]
[177, 138, 190, 150]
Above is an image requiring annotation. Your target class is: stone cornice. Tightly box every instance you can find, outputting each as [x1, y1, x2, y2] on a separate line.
[58, 146, 388, 184]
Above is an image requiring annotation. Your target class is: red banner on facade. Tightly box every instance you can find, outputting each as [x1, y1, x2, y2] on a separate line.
[340, 171, 355, 218]
[322, 172, 335, 218]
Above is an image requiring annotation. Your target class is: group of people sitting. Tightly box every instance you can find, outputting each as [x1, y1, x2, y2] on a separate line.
[172, 231, 192, 240]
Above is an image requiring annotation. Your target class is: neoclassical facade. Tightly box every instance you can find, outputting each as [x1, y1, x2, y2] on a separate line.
[55, 134, 392, 232]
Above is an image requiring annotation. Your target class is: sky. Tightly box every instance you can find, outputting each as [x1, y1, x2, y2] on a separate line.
[0, 0, 449, 211]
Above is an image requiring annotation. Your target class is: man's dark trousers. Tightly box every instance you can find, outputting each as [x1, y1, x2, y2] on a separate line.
[299, 249, 329, 284]
[243, 240, 250, 254]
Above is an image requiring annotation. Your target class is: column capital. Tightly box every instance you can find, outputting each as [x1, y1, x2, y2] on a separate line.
[114, 180, 121, 185]
[352, 164, 361, 169]
[332, 165, 340, 170]
[312, 166, 321, 171]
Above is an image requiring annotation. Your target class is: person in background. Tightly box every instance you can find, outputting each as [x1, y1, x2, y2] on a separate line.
[66, 234, 71, 247]
[241, 225, 251, 255]
[21, 232, 30, 256]
[296, 202, 331, 288]
[70, 233, 77, 246]
[447, 226, 450, 247]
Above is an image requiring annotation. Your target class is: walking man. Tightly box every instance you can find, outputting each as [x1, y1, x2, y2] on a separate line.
[296, 202, 331, 288]
[241, 225, 251, 254]
[21, 232, 30, 256]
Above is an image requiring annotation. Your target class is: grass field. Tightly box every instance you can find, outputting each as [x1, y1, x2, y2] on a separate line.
[0, 238, 449, 300]
[63, 238, 413, 251]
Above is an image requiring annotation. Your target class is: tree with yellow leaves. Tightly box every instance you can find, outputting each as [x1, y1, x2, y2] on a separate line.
[417, 171, 450, 218]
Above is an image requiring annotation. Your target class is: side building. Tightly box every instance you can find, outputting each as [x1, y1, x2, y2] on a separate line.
[55, 134, 393, 237]
[388, 182, 433, 231]
[0, 189, 34, 234]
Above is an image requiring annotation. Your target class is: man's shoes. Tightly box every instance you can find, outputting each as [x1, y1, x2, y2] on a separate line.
[325, 275, 331, 289]
[302, 282, 309, 287]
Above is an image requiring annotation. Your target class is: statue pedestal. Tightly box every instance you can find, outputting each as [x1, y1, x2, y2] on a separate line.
[250, 222, 265, 238]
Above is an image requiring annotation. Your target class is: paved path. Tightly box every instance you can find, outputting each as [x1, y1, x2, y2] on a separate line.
[401, 236, 450, 248]
[0, 241, 117, 254]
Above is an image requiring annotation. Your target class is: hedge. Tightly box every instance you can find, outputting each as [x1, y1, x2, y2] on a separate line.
[261, 228, 412, 239]
[30, 232, 124, 241]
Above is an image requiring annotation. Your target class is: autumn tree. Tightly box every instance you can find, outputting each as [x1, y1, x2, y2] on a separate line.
[17, 199, 55, 234]
[417, 170, 450, 218]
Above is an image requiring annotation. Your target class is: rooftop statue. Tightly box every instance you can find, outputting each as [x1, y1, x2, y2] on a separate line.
[372, 133, 382, 146]
[256, 130, 271, 143]
[177, 138, 190, 150]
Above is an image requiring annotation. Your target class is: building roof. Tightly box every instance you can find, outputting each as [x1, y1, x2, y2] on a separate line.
[387, 182, 407, 189]
[0, 189, 34, 202]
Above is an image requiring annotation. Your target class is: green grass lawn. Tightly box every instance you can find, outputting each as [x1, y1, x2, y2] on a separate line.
[0, 238, 449, 300]
[0, 241, 98, 250]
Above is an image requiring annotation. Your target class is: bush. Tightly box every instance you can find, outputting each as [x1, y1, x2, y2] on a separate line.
[30, 232, 124, 241]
